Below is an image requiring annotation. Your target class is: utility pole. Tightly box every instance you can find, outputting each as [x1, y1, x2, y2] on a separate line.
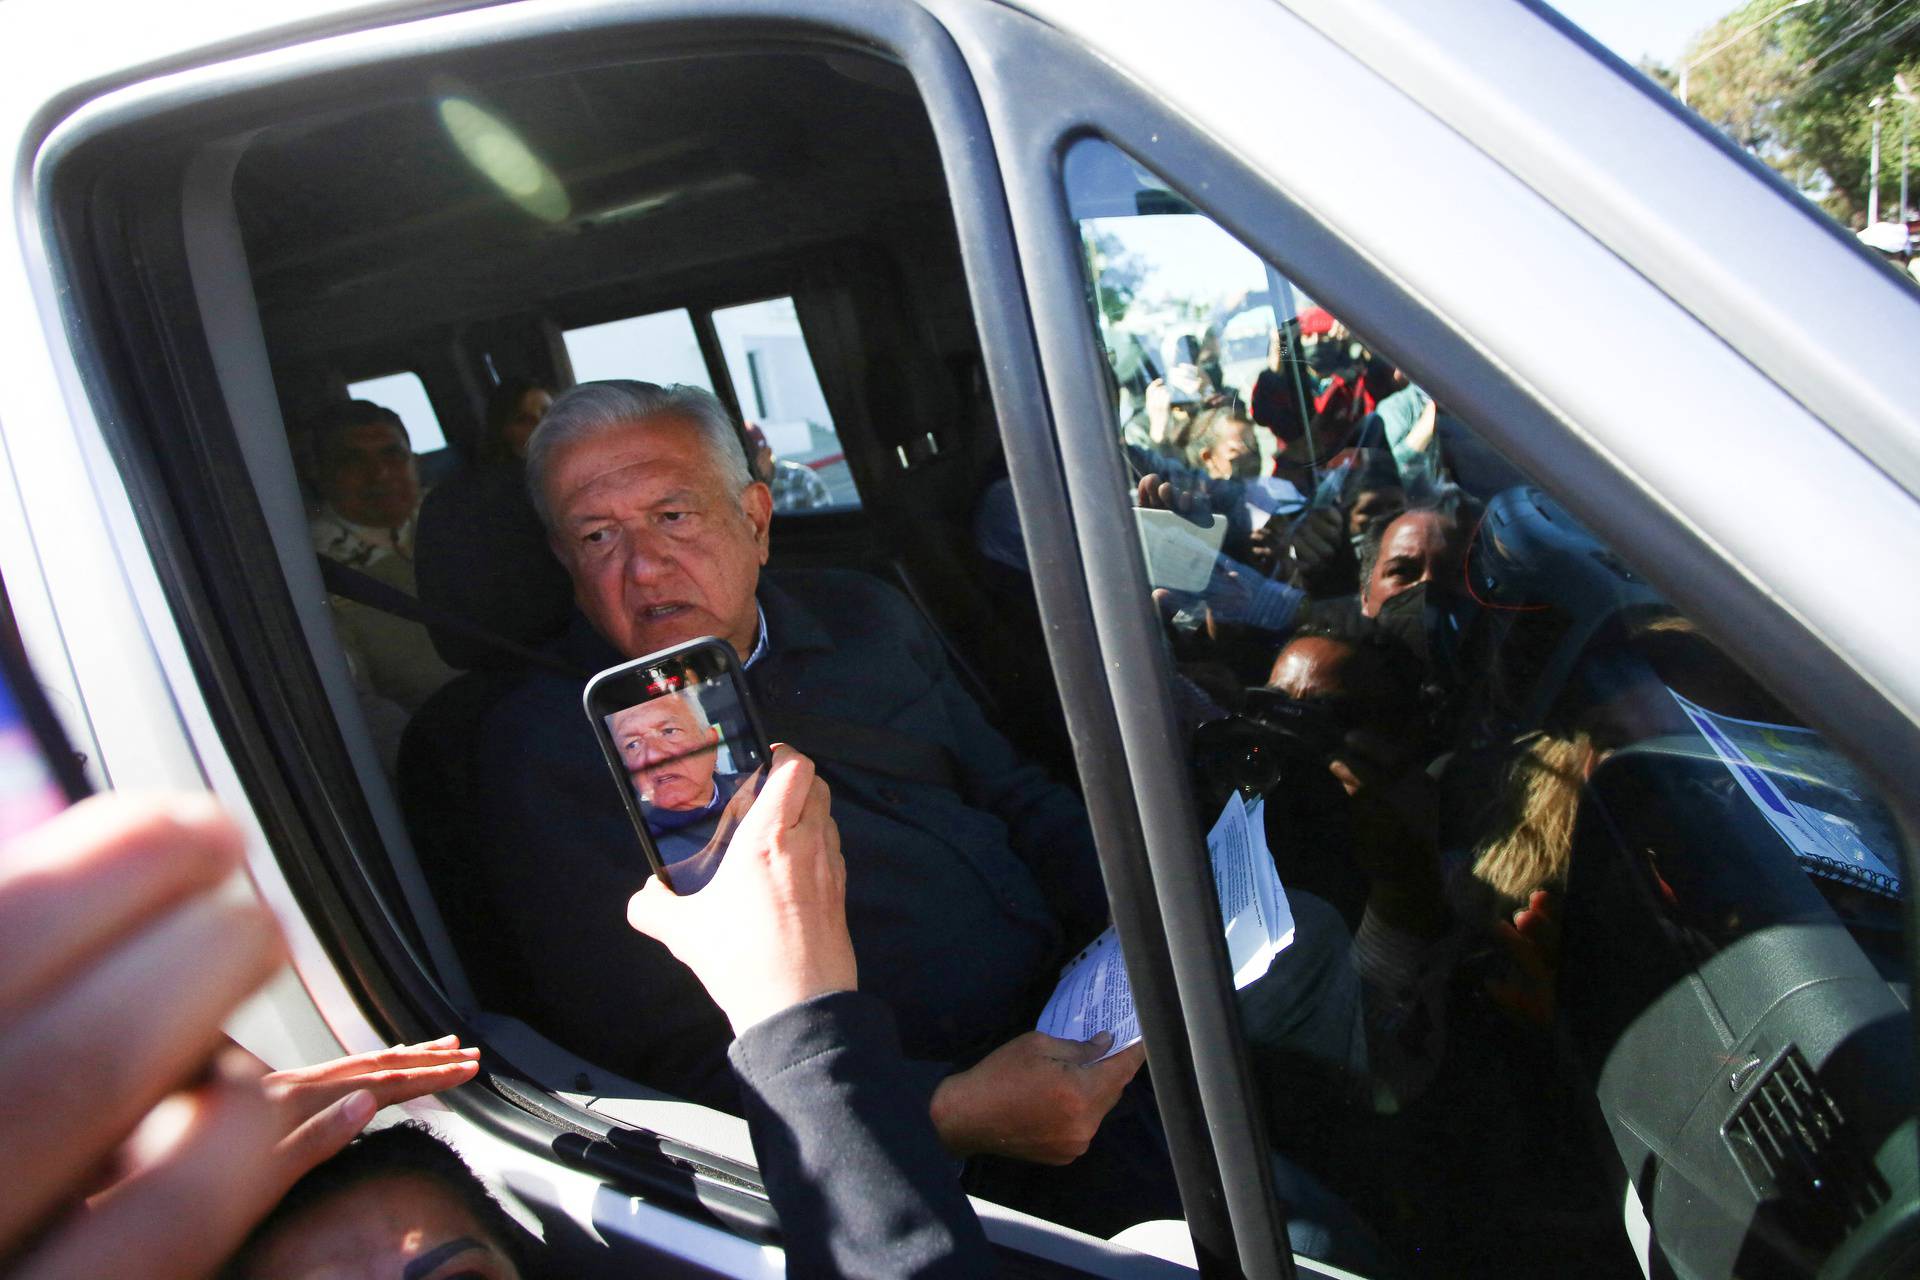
[1869, 96, 1882, 225]
[1898, 73, 1916, 223]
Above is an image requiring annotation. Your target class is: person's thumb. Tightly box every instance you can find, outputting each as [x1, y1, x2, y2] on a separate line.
[275, 1089, 376, 1182]
[1063, 1030, 1116, 1065]
[731, 747, 815, 851]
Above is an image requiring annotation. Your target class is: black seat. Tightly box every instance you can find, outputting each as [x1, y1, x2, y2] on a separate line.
[397, 665, 539, 1016]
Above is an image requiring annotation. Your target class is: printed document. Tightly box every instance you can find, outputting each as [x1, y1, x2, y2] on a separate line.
[1672, 690, 1902, 895]
[1036, 794, 1295, 1059]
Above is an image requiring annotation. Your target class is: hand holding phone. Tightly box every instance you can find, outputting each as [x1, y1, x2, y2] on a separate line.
[626, 745, 854, 1032]
[585, 637, 772, 894]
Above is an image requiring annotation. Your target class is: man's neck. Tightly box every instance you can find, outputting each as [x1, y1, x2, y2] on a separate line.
[741, 603, 769, 669]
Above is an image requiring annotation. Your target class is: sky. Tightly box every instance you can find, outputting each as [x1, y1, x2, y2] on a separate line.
[1547, 0, 1745, 69]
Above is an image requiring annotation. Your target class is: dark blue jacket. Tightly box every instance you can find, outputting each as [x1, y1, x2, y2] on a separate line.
[732, 991, 994, 1278]
[470, 568, 1108, 1109]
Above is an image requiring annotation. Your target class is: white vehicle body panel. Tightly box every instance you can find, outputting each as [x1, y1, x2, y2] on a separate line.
[0, 0, 1913, 1275]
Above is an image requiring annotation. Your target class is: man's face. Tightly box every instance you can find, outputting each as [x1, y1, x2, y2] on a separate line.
[1201, 419, 1259, 480]
[322, 421, 419, 529]
[610, 697, 719, 811]
[1361, 511, 1460, 619]
[545, 415, 772, 660]
[242, 1172, 521, 1280]
[501, 388, 553, 460]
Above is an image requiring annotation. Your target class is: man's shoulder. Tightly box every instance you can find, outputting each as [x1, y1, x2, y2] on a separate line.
[762, 566, 922, 636]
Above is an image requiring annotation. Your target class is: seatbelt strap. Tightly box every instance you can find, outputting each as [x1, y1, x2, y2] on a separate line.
[316, 556, 582, 678]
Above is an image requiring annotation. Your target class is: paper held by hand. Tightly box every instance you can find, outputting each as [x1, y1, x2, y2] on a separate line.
[1134, 506, 1227, 594]
[1035, 794, 1294, 1060]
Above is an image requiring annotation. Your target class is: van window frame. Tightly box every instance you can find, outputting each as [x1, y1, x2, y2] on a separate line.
[940, 1, 1920, 1274]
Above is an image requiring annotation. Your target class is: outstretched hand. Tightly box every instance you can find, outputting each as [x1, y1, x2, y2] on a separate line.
[0, 792, 481, 1280]
[254, 1036, 481, 1175]
[628, 745, 855, 1033]
[0, 794, 288, 1280]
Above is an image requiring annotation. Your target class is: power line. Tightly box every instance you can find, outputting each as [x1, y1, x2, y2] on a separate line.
[1790, 0, 1920, 101]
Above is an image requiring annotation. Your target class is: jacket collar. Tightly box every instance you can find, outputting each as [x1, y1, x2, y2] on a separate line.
[552, 570, 832, 678]
[756, 572, 834, 657]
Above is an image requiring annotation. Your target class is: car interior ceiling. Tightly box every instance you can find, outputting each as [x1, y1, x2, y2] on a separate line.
[192, 31, 1916, 1276]
[230, 47, 1074, 1093]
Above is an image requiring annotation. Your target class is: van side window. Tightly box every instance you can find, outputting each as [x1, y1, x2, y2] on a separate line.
[562, 308, 714, 388]
[1064, 136, 1912, 1280]
[711, 296, 857, 512]
[345, 371, 447, 454]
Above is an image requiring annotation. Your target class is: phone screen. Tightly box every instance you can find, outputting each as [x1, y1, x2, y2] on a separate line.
[586, 639, 769, 894]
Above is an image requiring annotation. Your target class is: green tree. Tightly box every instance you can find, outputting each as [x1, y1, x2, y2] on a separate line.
[1776, 0, 1920, 223]
[1674, 0, 1920, 225]
[1085, 229, 1148, 325]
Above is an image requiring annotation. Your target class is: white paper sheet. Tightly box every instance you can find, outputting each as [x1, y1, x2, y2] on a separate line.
[1036, 795, 1295, 1058]
[1134, 507, 1228, 593]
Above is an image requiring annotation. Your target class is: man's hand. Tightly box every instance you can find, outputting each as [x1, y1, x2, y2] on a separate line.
[0, 793, 292, 1280]
[929, 1031, 1145, 1165]
[628, 746, 856, 1034]
[1282, 505, 1357, 596]
[1134, 472, 1204, 520]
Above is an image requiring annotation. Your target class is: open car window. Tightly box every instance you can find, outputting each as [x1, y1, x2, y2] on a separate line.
[1066, 136, 1915, 1279]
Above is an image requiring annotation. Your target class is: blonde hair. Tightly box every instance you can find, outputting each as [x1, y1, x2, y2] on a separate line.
[1465, 731, 1596, 914]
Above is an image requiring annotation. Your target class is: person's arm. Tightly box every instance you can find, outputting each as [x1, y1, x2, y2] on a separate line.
[0, 794, 467, 1280]
[731, 993, 990, 1279]
[628, 748, 994, 1279]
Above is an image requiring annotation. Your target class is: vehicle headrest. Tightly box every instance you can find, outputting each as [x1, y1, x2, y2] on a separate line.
[414, 465, 574, 670]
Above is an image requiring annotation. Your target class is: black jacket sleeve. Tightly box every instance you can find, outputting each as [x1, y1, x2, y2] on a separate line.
[729, 992, 994, 1278]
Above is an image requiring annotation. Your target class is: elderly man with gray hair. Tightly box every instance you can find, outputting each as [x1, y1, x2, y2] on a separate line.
[467, 380, 1368, 1252]
[465, 377, 1163, 1227]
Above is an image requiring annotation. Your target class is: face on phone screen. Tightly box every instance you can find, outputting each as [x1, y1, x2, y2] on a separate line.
[601, 667, 767, 893]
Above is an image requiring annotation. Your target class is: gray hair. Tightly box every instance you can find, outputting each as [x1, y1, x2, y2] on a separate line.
[526, 380, 751, 530]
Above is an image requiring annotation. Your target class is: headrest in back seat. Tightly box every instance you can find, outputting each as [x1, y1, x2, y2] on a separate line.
[415, 461, 574, 669]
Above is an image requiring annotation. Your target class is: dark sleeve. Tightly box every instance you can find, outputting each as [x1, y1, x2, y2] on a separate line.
[730, 992, 994, 1279]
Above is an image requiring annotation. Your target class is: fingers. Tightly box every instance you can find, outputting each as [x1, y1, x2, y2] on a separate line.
[268, 1039, 476, 1086]
[13, 1056, 292, 1280]
[740, 746, 817, 845]
[270, 1055, 479, 1116]
[272, 1088, 379, 1186]
[0, 794, 245, 1022]
[0, 893, 283, 1253]
[1088, 1041, 1148, 1090]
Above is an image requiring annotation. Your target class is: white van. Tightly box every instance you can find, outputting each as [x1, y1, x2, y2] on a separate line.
[2, 1, 1916, 1275]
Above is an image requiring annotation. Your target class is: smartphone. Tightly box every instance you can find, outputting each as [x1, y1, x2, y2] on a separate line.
[583, 636, 771, 894]
[0, 581, 90, 841]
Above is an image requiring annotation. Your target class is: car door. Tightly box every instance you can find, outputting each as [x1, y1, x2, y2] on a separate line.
[12, 0, 1251, 1275]
[939, 0, 1920, 1276]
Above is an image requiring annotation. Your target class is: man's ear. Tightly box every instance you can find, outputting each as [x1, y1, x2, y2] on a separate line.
[742, 481, 774, 562]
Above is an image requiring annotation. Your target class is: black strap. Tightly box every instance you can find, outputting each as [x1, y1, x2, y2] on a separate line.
[761, 708, 960, 792]
[317, 557, 582, 678]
